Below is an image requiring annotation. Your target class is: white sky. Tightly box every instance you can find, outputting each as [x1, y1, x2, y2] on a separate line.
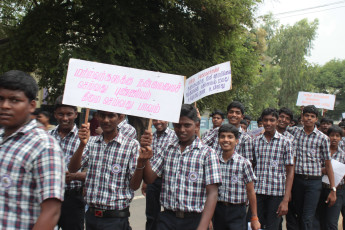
[256, 0, 345, 65]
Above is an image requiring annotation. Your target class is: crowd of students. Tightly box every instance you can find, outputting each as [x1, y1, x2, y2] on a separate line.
[0, 69, 345, 230]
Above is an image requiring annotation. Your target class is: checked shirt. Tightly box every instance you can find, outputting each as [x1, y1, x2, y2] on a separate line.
[151, 137, 222, 213]
[118, 119, 137, 140]
[81, 132, 140, 210]
[323, 149, 345, 186]
[50, 124, 82, 190]
[0, 120, 65, 229]
[202, 126, 253, 160]
[252, 131, 294, 196]
[339, 137, 345, 152]
[218, 152, 256, 204]
[289, 126, 331, 176]
[152, 127, 177, 154]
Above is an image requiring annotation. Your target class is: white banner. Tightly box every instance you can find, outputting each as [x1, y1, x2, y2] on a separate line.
[296, 92, 336, 110]
[63, 59, 185, 123]
[184, 61, 231, 104]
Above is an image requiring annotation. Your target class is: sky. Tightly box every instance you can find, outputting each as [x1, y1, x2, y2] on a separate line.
[256, 0, 345, 65]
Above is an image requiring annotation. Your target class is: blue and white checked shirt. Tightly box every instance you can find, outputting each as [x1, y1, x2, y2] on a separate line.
[338, 137, 345, 152]
[202, 126, 253, 160]
[289, 126, 331, 176]
[252, 131, 294, 196]
[152, 127, 177, 154]
[81, 132, 140, 210]
[50, 124, 82, 190]
[0, 120, 65, 229]
[151, 137, 222, 213]
[218, 152, 255, 203]
[118, 119, 137, 140]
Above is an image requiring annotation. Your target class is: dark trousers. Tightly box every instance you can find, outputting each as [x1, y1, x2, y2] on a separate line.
[292, 176, 322, 230]
[85, 209, 131, 230]
[315, 186, 344, 230]
[256, 194, 283, 230]
[213, 202, 246, 230]
[58, 189, 85, 230]
[156, 210, 202, 230]
[146, 177, 162, 230]
[286, 200, 300, 230]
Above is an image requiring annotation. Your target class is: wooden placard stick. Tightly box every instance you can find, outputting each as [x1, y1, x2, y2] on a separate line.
[194, 102, 201, 138]
[84, 108, 90, 124]
[147, 119, 152, 132]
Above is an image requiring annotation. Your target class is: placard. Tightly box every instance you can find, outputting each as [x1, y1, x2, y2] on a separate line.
[296, 92, 336, 110]
[63, 59, 185, 122]
[184, 61, 231, 104]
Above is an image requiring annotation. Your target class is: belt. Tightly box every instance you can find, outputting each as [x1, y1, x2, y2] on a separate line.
[217, 201, 246, 206]
[88, 207, 130, 218]
[64, 188, 83, 197]
[322, 183, 345, 190]
[164, 208, 201, 219]
[295, 174, 322, 180]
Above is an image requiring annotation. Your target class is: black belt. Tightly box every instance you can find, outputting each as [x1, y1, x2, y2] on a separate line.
[295, 174, 322, 180]
[88, 207, 130, 218]
[322, 183, 345, 190]
[217, 201, 246, 206]
[64, 188, 83, 197]
[164, 208, 201, 219]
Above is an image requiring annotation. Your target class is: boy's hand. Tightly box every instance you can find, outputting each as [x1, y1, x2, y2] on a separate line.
[138, 146, 153, 164]
[277, 200, 288, 216]
[326, 191, 336, 207]
[251, 219, 261, 230]
[140, 130, 153, 147]
[78, 123, 90, 146]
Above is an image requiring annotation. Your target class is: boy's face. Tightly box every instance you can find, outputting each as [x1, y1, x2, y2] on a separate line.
[320, 122, 332, 134]
[152, 119, 168, 132]
[219, 132, 238, 152]
[173, 116, 199, 145]
[0, 88, 36, 132]
[98, 111, 123, 134]
[212, 114, 223, 128]
[240, 123, 247, 132]
[263, 114, 278, 133]
[278, 113, 291, 130]
[302, 112, 318, 128]
[54, 106, 78, 130]
[329, 132, 341, 147]
[227, 107, 244, 126]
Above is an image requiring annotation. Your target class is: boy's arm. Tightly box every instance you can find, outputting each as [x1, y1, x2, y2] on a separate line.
[325, 159, 337, 207]
[130, 146, 153, 190]
[69, 123, 89, 173]
[33, 198, 61, 230]
[277, 165, 294, 216]
[246, 182, 261, 230]
[196, 184, 218, 230]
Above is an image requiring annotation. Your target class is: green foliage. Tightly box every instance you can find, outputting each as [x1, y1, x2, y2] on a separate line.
[0, 0, 261, 105]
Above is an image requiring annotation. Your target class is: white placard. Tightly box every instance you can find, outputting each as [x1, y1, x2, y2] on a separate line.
[184, 61, 231, 104]
[296, 92, 336, 110]
[63, 59, 185, 123]
[322, 159, 345, 187]
[342, 113, 345, 119]
[247, 127, 265, 139]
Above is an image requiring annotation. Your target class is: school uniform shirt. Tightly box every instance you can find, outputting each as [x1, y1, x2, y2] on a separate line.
[324, 149, 345, 186]
[118, 119, 137, 140]
[338, 137, 345, 152]
[81, 132, 140, 210]
[202, 126, 253, 160]
[252, 131, 294, 196]
[0, 119, 65, 229]
[50, 124, 82, 190]
[289, 126, 331, 176]
[152, 127, 177, 154]
[218, 152, 256, 204]
[282, 130, 294, 142]
[151, 137, 222, 213]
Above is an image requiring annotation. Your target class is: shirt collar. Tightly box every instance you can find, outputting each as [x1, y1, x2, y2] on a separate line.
[51, 124, 78, 136]
[258, 130, 281, 140]
[220, 151, 239, 163]
[170, 135, 202, 150]
[0, 119, 37, 140]
[95, 130, 126, 145]
[118, 119, 127, 129]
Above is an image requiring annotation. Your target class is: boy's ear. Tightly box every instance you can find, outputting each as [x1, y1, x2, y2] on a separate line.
[29, 100, 36, 113]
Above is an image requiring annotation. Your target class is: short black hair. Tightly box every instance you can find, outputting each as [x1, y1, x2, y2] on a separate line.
[210, 109, 225, 119]
[261, 108, 279, 120]
[278, 107, 293, 120]
[218, 124, 239, 139]
[244, 115, 252, 121]
[257, 117, 262, 123]
[54, 95, 77, 111]
[320, 117, 333, 125]
[303, 105, 319, 117]
[0, 70, 38, 101]
[338, 121, 345, 128]
[180, 104, 200, 123]
[227, 101, 245, 115]
[240, 119, 248, 126]
[327, 125, 343, 137]
[38, 110, 52, 118]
